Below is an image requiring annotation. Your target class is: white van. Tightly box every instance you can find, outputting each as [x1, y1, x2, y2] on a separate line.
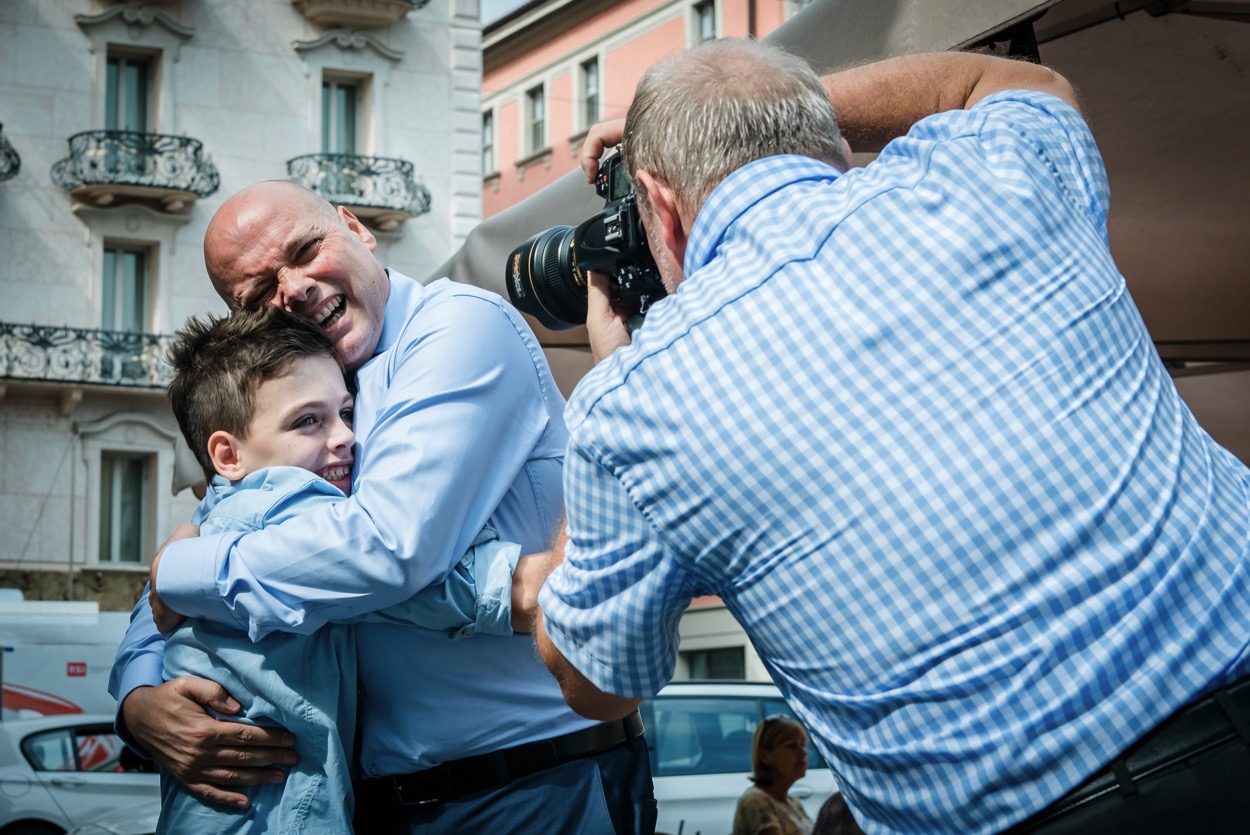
[641, 681, 839, 835]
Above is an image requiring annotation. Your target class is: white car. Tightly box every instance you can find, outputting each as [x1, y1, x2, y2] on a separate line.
[641, 681, 839, 835]
[0, 714, 158, 835]
[65, 800, 159, 835]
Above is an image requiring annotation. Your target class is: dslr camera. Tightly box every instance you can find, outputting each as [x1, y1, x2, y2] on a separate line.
[505, 149, 666, 331]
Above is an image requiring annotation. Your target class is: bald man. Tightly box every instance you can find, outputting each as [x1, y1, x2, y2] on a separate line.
[111, 182, 654, 833]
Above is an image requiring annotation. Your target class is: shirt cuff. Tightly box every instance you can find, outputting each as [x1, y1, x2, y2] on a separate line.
[156, 531, 248, 627]
[112, 656, 165, 754]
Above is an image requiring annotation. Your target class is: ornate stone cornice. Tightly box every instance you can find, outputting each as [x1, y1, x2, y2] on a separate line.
[74, 5, 195, 46]
[292, 29, 404, 62]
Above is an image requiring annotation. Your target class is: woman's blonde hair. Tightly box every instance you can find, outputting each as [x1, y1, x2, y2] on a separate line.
[749, 715, 807, 787]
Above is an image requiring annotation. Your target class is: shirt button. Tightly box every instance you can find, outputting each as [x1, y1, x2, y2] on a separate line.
[369, 765, 380, 776]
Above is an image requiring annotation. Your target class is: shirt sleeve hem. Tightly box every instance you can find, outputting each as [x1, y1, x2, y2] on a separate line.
[157, 532, 248, 627]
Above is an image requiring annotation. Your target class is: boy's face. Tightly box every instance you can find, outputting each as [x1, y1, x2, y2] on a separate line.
[232, 354, 355, 494]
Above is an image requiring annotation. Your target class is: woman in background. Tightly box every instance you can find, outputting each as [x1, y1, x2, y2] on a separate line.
[732, 715, 814, 835]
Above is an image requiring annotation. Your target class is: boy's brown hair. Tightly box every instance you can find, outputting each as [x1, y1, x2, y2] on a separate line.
[166, 306, 348, 483]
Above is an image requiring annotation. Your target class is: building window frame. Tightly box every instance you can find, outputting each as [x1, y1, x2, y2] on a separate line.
[322, 73, 366, 155]
[525, 84, 547, 154]
[78, 413, 180, 569]
[681, 646, 746, 680]
[98, 452, 152, 564]
[579, 56, 601, 131]
[105, 51, 153, 132]
[482, 109, 496, 176]
[691, 0, 718, 45]
[101, 241, 151, 334]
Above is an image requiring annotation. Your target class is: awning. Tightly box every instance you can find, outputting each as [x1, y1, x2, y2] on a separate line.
[433, 0, 1250, 460]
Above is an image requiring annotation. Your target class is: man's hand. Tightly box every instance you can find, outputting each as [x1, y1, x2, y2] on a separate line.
[579, 119, 626, 183]
[510, 551, 552, 633]
[123, 679, 296, 809]
[530, 533, 642, 721]
[586, 271, 632, 363]
[149, 522, 199, 633]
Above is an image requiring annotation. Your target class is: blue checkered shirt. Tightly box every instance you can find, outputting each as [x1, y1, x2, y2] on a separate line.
[540, 91, 1250, 833]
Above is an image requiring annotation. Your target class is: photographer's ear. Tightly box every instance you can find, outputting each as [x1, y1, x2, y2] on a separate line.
[634, 170, 688, 280]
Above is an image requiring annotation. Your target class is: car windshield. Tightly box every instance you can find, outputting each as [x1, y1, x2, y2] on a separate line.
[640, 693, 826, 777]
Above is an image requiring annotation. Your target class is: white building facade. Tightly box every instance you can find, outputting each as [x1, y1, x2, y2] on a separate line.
[0, 0, 483, 607]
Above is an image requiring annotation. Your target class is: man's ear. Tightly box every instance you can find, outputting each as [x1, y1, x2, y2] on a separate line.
[338, 206, 378, 252]
[207, 430, 246, 482]
[634, 170, 688, 269]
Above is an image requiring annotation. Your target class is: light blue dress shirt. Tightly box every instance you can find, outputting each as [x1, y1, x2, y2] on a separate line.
[540, 92, 1250, 834]
[160, 466, 518, 834]
[112, 273, 589, 776]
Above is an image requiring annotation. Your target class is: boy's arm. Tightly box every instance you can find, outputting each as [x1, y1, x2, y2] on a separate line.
[340, 532, 521, 637]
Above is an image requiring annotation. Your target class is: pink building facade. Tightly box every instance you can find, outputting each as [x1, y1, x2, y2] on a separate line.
[482, 0, 805, 218]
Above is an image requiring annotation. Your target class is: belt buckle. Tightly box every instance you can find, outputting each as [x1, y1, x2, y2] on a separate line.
[393, 768, 454, 808]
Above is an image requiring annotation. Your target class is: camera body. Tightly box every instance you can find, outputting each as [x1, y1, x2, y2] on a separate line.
[506, 150, 666, 331]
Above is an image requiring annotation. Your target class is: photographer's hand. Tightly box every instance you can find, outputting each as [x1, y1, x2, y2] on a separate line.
[586, 270, 632, 363]
[579, 119, 625, 183]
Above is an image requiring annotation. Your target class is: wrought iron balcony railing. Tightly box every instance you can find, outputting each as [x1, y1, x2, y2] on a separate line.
[51, 130, 220, 212]
[287, 152, 432, 231]
[0, 123, 19, 182]
[0, 322, 173, 389]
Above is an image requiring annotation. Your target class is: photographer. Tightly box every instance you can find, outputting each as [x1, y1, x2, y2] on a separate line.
[530, 40, 1250, 833]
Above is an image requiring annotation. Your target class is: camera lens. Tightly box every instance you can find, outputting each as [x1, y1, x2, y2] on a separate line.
[504, 225, 587, 330]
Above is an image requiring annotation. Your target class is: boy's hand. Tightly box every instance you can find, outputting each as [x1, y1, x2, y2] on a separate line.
[149, 522, 200, 633]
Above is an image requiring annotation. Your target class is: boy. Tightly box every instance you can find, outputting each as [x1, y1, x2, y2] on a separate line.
[159, 306, 520, 833]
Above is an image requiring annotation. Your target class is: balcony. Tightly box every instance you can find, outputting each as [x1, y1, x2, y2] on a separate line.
[287, 152, 432, 231]
[51, 130, 220, 213]
[291, 0, 427, 29]
[0, 322, 173, 390]
[0, 124, 19, 182]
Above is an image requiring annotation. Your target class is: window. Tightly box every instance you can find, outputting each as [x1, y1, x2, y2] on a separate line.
[482, 110, 495, 175]
[22, 724, 128, 773]
[683, 647, 745, 680]
[99, 452, 150, 563]
[105, 52, 151, 132]
[526, 85, 546, 153]
[322, 75, 361, 155]
[105, 51, 152, 177]
[102, 243, 148, 333]
[580, 57, 600, 129]
[693, 0, 717, 43]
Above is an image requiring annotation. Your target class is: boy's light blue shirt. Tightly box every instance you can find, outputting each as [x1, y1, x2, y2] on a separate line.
[160, 466, 518, 833]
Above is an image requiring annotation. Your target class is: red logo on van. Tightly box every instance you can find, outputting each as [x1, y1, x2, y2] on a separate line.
[66, 662, 88, 677]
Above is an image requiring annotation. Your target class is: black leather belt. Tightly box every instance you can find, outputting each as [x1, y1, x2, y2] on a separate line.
[373, 710, 645, 807]
[1013, 674, 1250, 830]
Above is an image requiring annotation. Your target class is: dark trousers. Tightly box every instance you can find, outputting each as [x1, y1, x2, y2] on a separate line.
[1008, 676, 1250, 834]
[355, 732, 656, 834]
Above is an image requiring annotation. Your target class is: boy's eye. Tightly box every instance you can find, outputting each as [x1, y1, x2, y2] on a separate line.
[294, 415, 317, 428]
[340, 408, 354, 426]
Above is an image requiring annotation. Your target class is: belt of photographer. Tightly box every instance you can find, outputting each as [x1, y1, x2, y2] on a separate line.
[380, 710, 644, 807]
